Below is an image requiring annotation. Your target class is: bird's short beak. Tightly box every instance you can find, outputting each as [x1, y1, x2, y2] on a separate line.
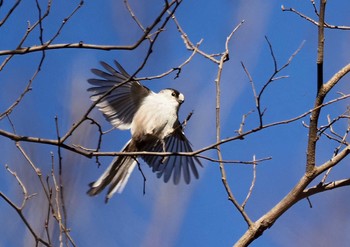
[178, 93, 185, 104]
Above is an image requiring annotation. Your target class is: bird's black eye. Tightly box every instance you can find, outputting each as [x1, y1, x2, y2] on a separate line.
[171, 92, 176, 97]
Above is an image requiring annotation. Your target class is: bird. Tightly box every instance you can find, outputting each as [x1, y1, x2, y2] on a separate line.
[86, 60, 202, 202]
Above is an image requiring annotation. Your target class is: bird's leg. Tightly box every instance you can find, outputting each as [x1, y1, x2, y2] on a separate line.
[181, 111, 193, 130]
[160, 139, 168, 164]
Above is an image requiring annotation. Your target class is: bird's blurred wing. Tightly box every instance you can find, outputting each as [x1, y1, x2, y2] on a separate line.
[87, 60, 151, 129]
[141, 121, 202, 184]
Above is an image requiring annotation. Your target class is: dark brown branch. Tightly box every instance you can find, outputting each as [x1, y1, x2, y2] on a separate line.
[306, 63, 350, 176]
[0, 0, 22, 27]
[306, 0, 326, 176]
[46, 1, 84, 46]
[0, 0, 52, 71]
[316, 0, 326, 92]
[310, 0, 319, 16]
[0, 0, 54, 119]
[0, 0, 178, 58]
[54, 116, 69, 246]
[242, 39, 305, 128]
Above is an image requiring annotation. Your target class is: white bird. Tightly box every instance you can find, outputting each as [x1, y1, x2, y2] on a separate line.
[87, 60, 202, 202]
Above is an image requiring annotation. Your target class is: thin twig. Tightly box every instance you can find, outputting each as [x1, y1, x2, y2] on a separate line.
[0, 0, 22, 27]
[123, 0, 145, 32]
[241, 156, 257, 209]
[236, 110, 254, 136]
[0, 0, 179, 58]
[242, 39, 305, 128]
[1, 165, 50, 246]
[281, 5, 350, 30]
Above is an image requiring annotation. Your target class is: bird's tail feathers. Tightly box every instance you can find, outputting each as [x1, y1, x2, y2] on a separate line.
[87, 140, 137, 202]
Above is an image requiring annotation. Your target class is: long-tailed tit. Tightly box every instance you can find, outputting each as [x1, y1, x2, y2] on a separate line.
[87, 60, 202, 202]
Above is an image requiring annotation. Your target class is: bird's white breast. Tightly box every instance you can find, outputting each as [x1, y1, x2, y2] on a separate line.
[131, 92, 179, 139]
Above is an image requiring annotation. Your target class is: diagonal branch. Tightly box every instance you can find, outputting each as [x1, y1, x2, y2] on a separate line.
[0, 0, 22, 27]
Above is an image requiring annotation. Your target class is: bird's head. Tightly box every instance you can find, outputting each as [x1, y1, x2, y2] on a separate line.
[159, 88, 185, 105]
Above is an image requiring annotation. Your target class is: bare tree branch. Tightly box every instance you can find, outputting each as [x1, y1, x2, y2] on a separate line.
[0, 0, 22, 27]
[281, 4, 350, 30]
[0, 165, 50, 247]
[302, 178, 350, 198]
[235, 2, 350, 245]
[241, 157, 257, 209]
[212, 23, 253, 227]
[242, 38, 305, 127]
[1, 1, 350, 246]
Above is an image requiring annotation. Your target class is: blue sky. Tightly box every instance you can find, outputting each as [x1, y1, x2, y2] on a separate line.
[1, 1, 350, 246]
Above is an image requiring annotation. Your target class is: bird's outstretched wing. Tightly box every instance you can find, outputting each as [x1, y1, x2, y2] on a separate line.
[87, 60, 151, 129]
[141, 121, 202, 184]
